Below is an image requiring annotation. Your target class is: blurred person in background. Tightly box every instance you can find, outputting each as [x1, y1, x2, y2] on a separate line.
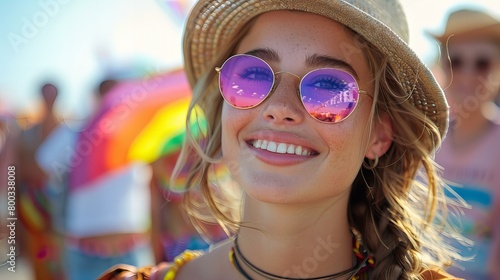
[430, 8, 500, 279]
[33, 80, 102, 280]
[33, 81, 124, 279]
[17, 82, 65, 279]
[55, 78, 155, 280]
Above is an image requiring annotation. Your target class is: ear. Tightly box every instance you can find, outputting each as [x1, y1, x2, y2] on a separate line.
[365, 112, 393, 159]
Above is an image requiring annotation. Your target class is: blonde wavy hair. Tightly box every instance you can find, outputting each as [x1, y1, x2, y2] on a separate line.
[173, 17, 466, 280]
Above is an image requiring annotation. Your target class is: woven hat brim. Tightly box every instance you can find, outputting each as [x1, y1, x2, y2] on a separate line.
[183, 0, 449, 138]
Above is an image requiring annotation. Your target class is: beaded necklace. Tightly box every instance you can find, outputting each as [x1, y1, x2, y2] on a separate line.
[229, 230, 374, 280]
[164, 250, 204, 280]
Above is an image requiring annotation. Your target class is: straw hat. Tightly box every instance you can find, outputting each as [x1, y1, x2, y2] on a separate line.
[429, 8, 500, 43]
[183, 0, 449, 138]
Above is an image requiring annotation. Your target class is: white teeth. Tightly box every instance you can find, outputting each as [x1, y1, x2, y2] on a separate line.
[266, 141, 277, 152]
[251, 140, 313, 156]
[295, 145, 302, 156]
[261, 140, 268, 149]
[254, 139, 262, 148]
[277, 143, 287, 154]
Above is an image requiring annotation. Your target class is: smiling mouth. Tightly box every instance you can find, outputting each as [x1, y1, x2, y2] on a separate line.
[249, 140, 318, 156]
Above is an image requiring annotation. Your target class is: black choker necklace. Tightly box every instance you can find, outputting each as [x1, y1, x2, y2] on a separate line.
[229, 233, 373, 280]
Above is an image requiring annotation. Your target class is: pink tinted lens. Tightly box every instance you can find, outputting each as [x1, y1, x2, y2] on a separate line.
[218, 55, 274, 108]
[300, 69, 359, 123]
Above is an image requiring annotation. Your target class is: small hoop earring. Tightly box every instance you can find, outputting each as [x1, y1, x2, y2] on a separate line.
[365, 156, 379, 170]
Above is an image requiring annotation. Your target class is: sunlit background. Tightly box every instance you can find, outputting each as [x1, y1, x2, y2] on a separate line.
[0, 0, 499, 121]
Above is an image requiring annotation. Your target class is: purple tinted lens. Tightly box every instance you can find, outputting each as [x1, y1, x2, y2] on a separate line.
[218, 55, 274, 108]
[300, 69, 359, 123]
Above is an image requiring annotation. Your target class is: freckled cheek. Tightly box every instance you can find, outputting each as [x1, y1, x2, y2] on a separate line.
[325, 130, 350, 155]
[222, 104, 246, 131]
[324, 129, 365, 170]
[221, 106, 235, 145]
[323, 110, 371, 161]
[221, 105, 251, 152]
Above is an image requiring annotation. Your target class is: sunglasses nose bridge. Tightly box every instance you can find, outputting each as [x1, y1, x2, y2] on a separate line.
[261, 74, 307, 124]
[275, 71, 300, 80]
[273, 71, 301, 96]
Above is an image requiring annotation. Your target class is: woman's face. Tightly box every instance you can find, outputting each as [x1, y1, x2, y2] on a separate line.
[443, 39, 500, 117]
[221, 11, 389, 204]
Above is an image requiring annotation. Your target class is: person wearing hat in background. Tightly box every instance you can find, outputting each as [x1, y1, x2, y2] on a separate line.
[99, 0, 467, 279]
[428, 8, 500, 280]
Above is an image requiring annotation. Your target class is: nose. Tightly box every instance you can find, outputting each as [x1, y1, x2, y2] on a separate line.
[261, 74, 305, 124]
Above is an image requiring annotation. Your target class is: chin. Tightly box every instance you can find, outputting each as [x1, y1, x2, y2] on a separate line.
[237, 176, 308, 204]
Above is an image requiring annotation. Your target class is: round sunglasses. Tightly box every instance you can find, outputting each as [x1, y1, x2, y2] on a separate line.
[215, 54, 372, 123]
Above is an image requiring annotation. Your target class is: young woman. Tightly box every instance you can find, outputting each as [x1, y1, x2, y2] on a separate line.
[99, 0, 465, 279]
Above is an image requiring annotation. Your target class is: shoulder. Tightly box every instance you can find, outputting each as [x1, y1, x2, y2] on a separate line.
[420, 267, 464, 280]
[96, 245, 230, 280]
[96, 250, 206, 280]
[159, 239, 234, 280]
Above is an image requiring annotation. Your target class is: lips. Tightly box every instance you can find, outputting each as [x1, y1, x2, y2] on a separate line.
[250, 139, 317, 156]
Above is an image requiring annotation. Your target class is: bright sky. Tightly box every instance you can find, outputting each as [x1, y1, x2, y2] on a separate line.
[1, 0, 499, 118]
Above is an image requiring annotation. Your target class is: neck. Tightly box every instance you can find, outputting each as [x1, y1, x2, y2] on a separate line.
[235, 194, 354, 279]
